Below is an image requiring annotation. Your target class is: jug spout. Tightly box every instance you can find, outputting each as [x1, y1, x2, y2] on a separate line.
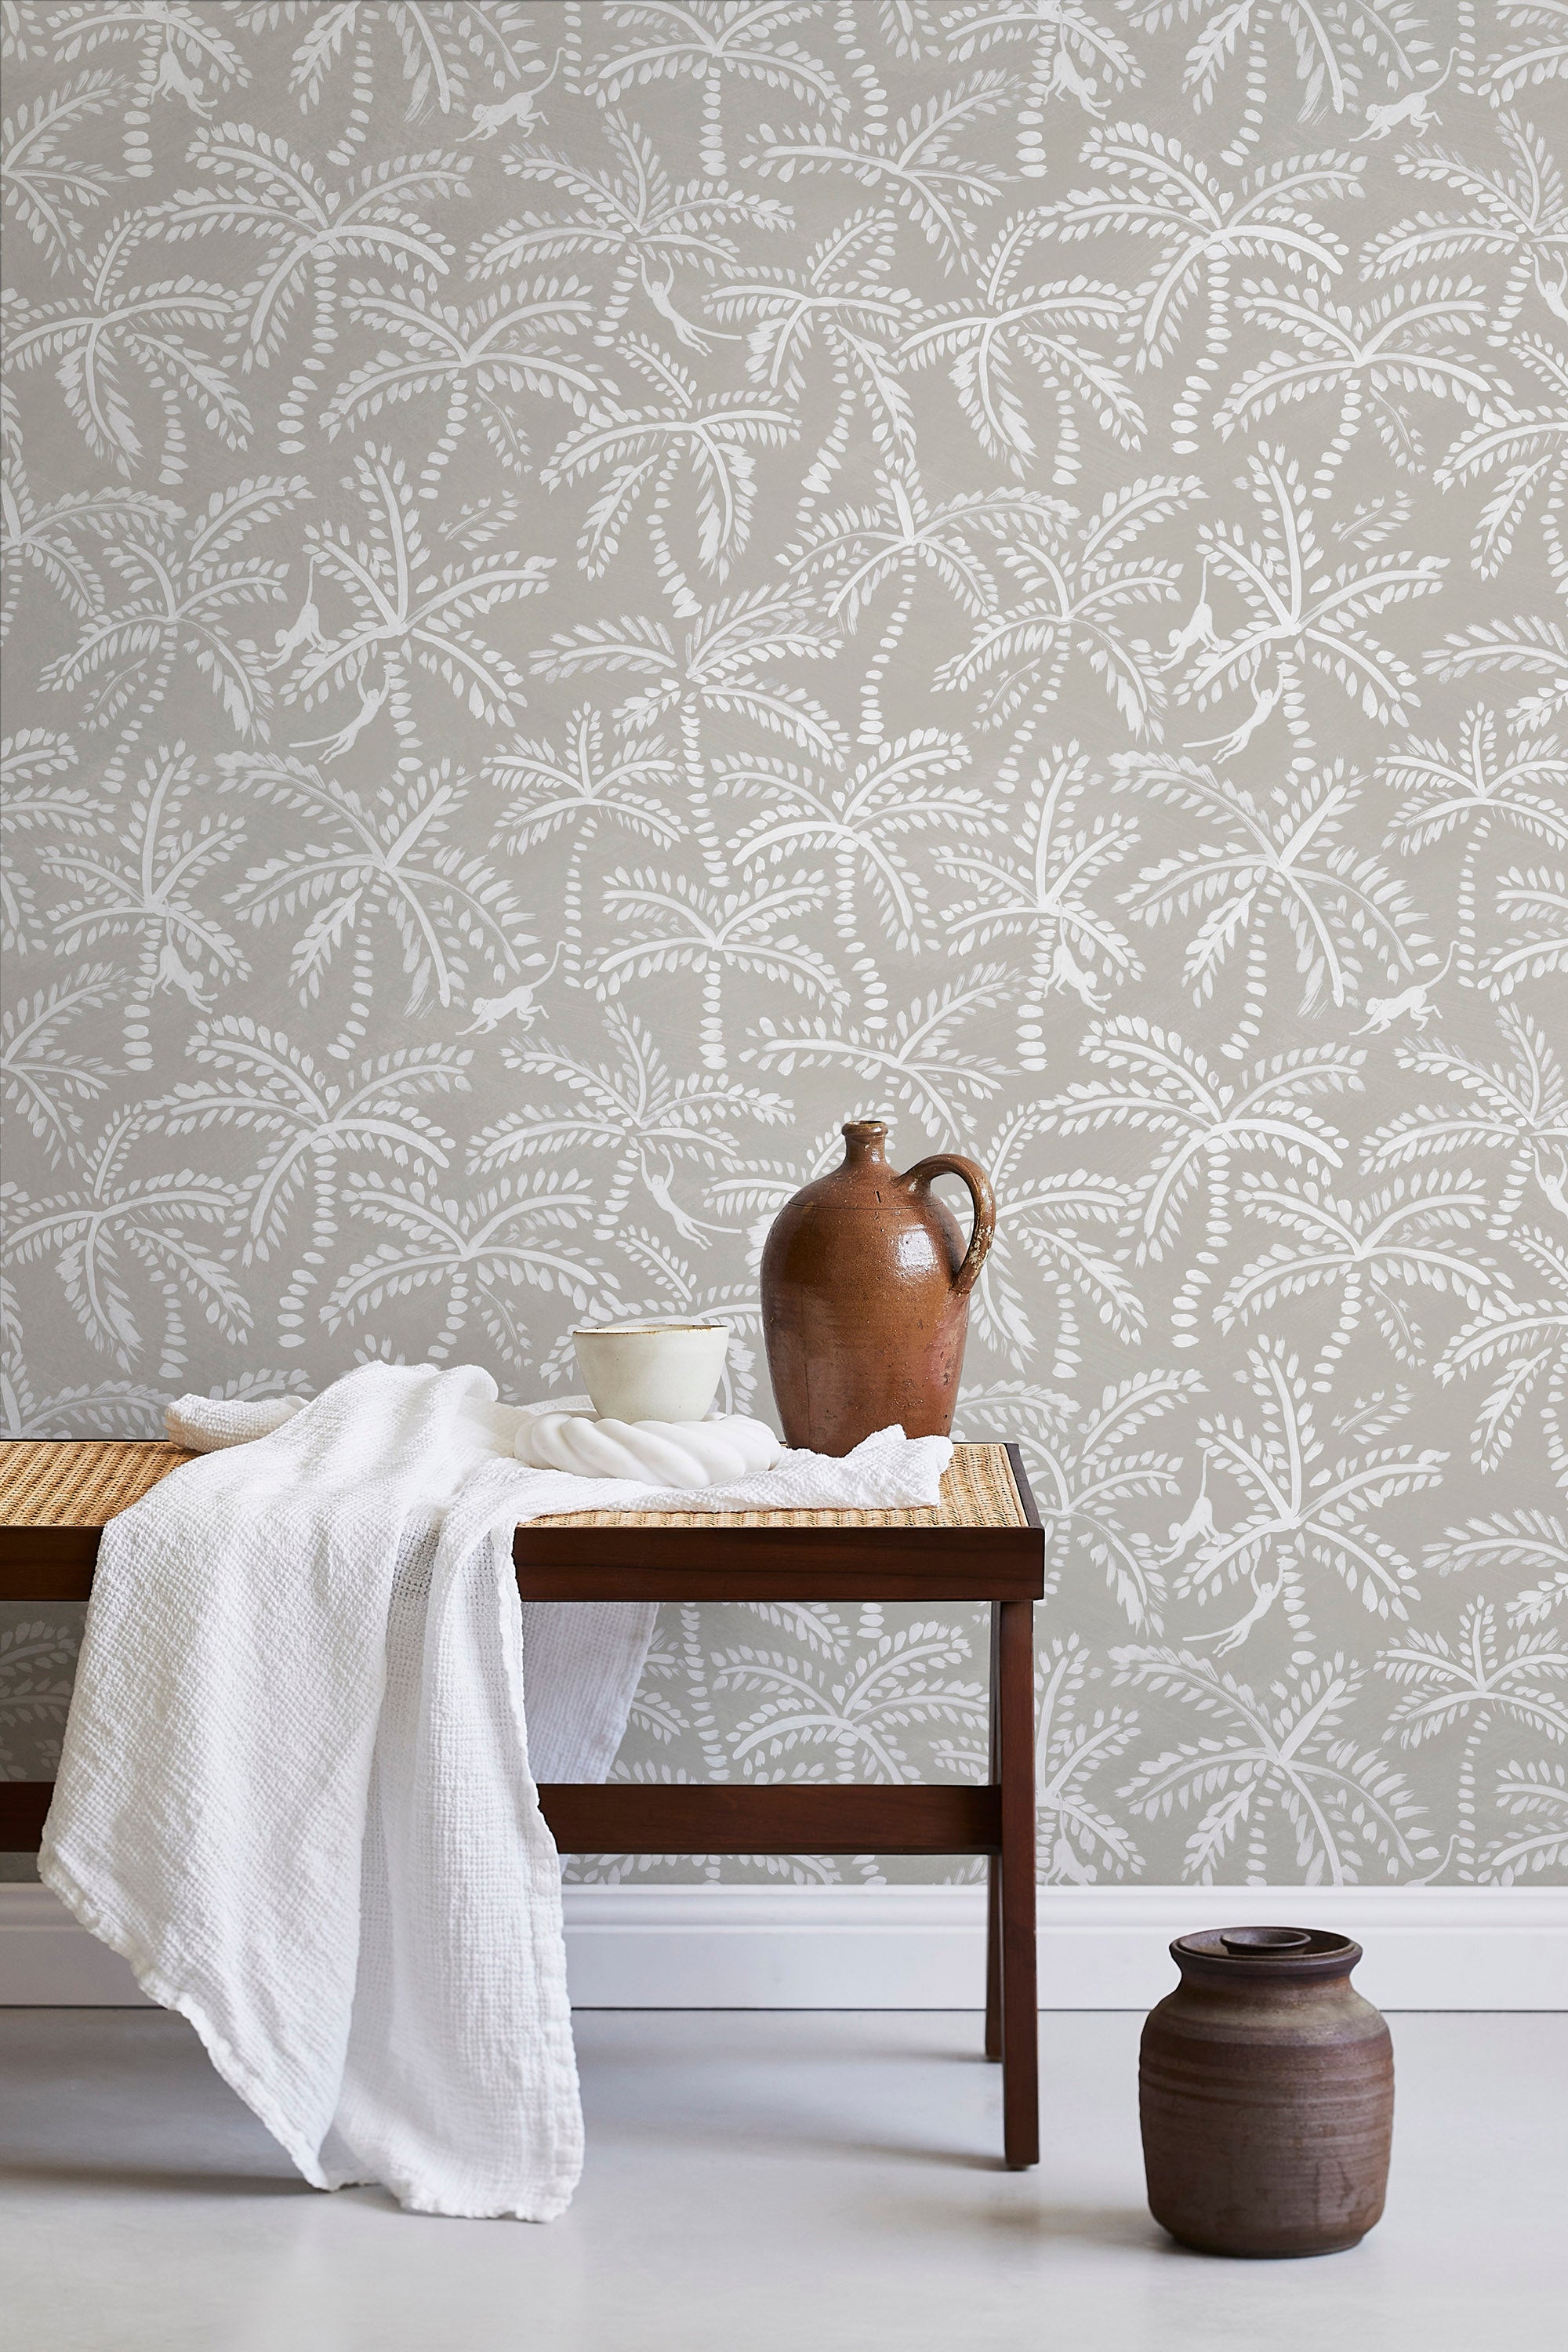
[841, 1119, 889, 1163]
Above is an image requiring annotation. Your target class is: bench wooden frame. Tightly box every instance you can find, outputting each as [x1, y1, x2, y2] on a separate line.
[0, 1439, 1043, 2169]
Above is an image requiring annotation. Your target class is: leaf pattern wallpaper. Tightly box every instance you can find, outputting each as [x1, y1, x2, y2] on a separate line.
[3, 0, 1567, 1889]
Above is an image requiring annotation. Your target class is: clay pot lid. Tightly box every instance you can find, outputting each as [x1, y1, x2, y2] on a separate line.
[1172, 1925, 1363, 1977]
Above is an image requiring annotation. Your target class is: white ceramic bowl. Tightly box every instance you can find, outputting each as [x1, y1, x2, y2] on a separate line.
[571, 1320, 731, 1425]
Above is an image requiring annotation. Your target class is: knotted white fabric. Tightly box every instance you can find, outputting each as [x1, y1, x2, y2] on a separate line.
[516, 1403, 782, 1485]
[42, 1363, 953, 2220]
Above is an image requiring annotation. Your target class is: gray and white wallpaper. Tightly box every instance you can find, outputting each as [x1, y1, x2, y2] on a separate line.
[3, 1, 1566, 1888]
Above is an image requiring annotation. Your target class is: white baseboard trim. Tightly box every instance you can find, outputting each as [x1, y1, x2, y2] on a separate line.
[3, 1882, 1565, 2010]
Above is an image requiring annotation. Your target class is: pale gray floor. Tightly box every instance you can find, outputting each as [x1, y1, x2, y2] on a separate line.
[0, 2009, 1563, 2352]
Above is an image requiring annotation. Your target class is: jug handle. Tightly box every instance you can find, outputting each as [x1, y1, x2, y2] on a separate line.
[902, 1155, 996, 1298]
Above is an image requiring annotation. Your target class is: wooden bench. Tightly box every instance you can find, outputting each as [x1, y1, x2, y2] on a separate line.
[0, 1437, 1043, 2169]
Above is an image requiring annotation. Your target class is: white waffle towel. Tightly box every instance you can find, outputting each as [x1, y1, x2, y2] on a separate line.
[42, 1363, 953, 2218]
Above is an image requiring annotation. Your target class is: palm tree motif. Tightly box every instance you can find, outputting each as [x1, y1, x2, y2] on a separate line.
[0, 730, 97, 947]
[1486, 862, 1568, 996]
[1482, 1759, 1568, 1882]
[743, 967, 1015, 1134]
[5, 212, 248, 485]
[710, 207, 921, 514]
[964, 1374, 1194, 1628]
[1216, 276, 1501, 495]
[532, 589, 844, 888]
[1042, 126, 1361, 441]
[1364, 111, 1568, 351]
[933, 475, 1195, 763]
[41, 742, 249, 1069]
[160, 124, 466, 454]
[1035, 1018, 1363, 1338]
[710, 1619, 985, 1784]
[593, 866, 844, 1074]
[37, 477, 303, 745]
[470, 1002, 790, 1242]
[1364, 1007, 1568, 1236]
[541, 337, 798, 598]
[321, 1170, 603, 1369]
[593, 2, 845, 181]
[937, 741, 1143, 1062]
[1483, 2, 1568, 108]
[898, 210, 1140, 485]
[1169, 1345, 1444, 1653]
[1215, 1171, 1504, 1388]
[942, 0, 1143, 171]
[321, 277, 611, 496]
[1436, 334, 1568, 584]
[49, 0, 249, 177]
[1380, 1599, 1568, 1878]
[958, 1108, 1145, 1381]
[1026, 1632, 1145, 1882]
[476, 111, 792, 353]
[2, 1110, 249, 1372]
[1173, 445, 1446, 749]
[1, 66, 124, 274]
[1381, 703, 1568, 978]
[0, 1616, 78, 1779]
[1425, 616, 1568, 743]
[702, 1118, 863, 1257]
[1122, 0, 1437, 125]
[1114, 752, 1420, 1046]
[233, 1, 548, 158]
[721, 729, 983, 956]
[220, 752, 535, 1037]
[278, 445, 549, 746]
[1439, 1226, 1568, 1476]
[1, 966, 118, 1168]
[1, 462, 178, 644]
[750, 69, 1017, 269]
[485, 705, 682, 973]
[781, 473, 1030, 742]
[139, 1017, 466, 1341]
[1112, 1647, 1439, 1884]
[0, 1350, 169, 1443]
[1423, 1507, 1568, 1629]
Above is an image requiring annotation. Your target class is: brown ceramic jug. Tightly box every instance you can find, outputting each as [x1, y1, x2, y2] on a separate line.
[1139, 1926, 1394, 2259]
[760, 1120, 995, 1456]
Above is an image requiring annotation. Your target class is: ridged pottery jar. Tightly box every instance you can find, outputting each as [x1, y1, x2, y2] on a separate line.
[760, 1120, 995, 1457]
[1139, 1926, 1394, 2259]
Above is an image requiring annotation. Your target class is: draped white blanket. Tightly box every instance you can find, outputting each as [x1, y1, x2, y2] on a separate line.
[42, 1362, 953, 2219]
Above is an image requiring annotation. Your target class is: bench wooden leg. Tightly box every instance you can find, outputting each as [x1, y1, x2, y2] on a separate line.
[993, 1597, 1038, 2169]
[984, 1855, 1001, 2061]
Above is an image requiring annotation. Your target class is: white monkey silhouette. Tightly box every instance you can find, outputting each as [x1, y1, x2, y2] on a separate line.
[1048, 935, 1107, 1011]
[154, 42, 212, 117]
[269, 557, 323, 670]
[1164, 558, 1215, 666]
[461, 947, 563, 1034]
[1354, 49, 1457, 142]
[465, 52, 562, 140]
[1353, 946, 1456, 1034]
[296, 679, 388, 763]
[1162, 1458, 1215, 1563]
[1049, 45, 1106, 117]
[155, 935, 211, 1009]
[1190, 678, 1282, 762]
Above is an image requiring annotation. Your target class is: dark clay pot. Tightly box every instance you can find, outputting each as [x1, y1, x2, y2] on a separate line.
[1139, 1926, 1394, 2259]
[760, 1120, 995, 1456]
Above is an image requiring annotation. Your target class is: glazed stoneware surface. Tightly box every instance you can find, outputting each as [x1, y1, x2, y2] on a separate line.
[1138, 1926, 1395, 2259]
[760, 1122, 996, 1456]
